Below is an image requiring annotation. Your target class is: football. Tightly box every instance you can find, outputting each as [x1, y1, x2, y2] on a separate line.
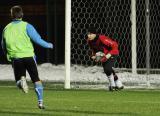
[95, 51, 104, 61]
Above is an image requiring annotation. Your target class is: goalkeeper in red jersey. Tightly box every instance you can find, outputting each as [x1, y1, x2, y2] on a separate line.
[87, 27, 124, 91]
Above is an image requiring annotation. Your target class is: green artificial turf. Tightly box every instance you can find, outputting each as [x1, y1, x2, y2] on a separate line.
[0, 84, 160, 116]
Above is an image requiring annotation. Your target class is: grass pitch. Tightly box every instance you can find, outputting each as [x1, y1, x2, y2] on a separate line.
[0, 83, 160, 116]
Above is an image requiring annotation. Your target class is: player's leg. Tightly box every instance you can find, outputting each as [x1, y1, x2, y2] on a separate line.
[34, 81, 44, 109]
[112, 70, 124, 90]
[12, 58, 28, 93]
[102, 59, 115, 91]
[25, 57, 45, 109]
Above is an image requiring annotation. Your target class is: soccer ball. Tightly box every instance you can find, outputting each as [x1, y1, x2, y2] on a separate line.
[95, 51, 104, 61]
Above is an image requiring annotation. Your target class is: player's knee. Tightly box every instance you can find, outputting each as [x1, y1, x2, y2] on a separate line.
[114, 75, 118, 81]
[34, 81, 43, 89]
[104, 69, 112, 76]
[32, 77, 41, 83]
[35, 80, 43, 85]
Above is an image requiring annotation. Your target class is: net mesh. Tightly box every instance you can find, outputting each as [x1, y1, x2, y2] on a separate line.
[70, 0, 160, 88]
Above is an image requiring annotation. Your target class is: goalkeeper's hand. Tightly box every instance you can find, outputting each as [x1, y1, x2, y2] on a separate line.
[95, 51, 104, 62]
[91, 55, 101, 63]
[91, 55, 96, 60]
[100, 53, 112, 62]
[91, 55, 100, 62]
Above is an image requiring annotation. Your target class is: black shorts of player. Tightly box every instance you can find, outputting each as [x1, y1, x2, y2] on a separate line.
[102, 56, 117, 76]
[11, 57, 40, 83]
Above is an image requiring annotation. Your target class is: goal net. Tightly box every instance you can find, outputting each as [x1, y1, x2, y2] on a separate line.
[68, 0, 160, 89]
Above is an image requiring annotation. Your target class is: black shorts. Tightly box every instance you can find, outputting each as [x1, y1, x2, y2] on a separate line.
[102, 56, 116, 76]
[11, 57, 40, 83]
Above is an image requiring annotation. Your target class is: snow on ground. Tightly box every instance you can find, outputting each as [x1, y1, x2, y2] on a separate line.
[0, 63, 160, 88]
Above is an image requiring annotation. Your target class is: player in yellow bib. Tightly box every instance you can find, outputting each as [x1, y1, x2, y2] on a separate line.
[2, 5, 53, 109]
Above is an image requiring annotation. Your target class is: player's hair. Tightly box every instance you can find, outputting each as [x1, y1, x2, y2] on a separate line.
[88, 27, 97, 34]
[10, 5, 23, 19]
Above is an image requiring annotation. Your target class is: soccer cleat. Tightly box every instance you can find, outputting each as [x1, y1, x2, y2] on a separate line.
[115, 79, 123, 91]
[108, 86, 115, 91]
[38, 103, 45, 109]
[115, 86, 124, 91]
[20, 76, 28, 93]
[117, 86, 124, 90]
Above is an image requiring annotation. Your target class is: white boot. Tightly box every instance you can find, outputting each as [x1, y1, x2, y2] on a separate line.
[20, 76, 28, 93]
[115, 79, 124, 90]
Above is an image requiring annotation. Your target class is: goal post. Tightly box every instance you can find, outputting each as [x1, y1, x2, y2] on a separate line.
[65, 0, 71, 89]
[131, 0, 137, 74]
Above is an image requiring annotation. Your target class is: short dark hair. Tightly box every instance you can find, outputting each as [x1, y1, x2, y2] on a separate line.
[88, 27, 97, 34]
[10, 5, 23, 19]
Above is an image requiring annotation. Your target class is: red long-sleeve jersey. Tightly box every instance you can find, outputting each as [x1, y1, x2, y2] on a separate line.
[87, 35, 119, 56]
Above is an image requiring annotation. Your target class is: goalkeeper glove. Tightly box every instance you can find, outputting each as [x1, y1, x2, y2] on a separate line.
[100, 53, 111, 62]
[95, 51, 104, 62]
[91, 55, 96, 60]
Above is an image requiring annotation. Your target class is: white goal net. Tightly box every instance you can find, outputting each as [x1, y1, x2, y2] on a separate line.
[68, 0, 160, 89]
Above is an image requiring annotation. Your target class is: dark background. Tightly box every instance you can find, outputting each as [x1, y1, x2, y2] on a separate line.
[0, 0, 160, 70]
[0, 0, 65, 64]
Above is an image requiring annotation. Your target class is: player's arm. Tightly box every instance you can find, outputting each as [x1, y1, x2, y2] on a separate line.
[1, 30, 7, 56]
[1, 30, 11, 61]
[98, 35, 119, 62]
[100, 35, 119, 56]
[26, 23, 53, 49]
